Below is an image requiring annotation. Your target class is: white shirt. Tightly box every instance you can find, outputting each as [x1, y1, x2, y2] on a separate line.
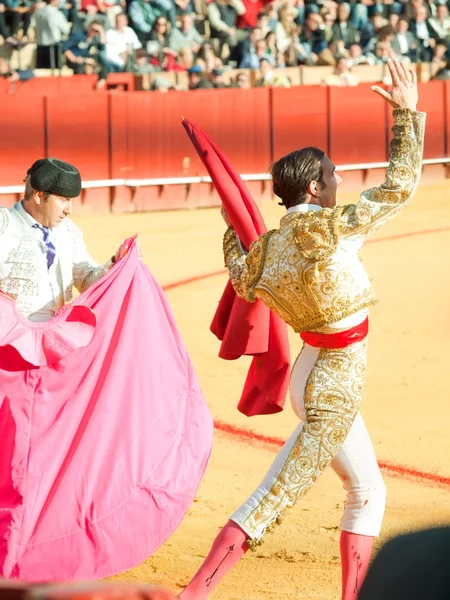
[105, 26, 142, 67]
[395, 33, 409, 55]
[14, 201, 66, 322]
[416, 21, 429, 41]
[0, 202, 110, 323]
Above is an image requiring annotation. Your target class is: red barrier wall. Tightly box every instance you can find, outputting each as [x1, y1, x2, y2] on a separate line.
[0, 96, 46, 187]
[0, 75, 98, 97]
[111, 87, 271, 179]
[46, 93, 111, 211]
[110, 88, 272, 209]
[110, 93, 129, 180]
[0, 84, 448, 212]
[445, 80, 450, 157]
[272, 86, 329, 159]
[109, 93, 133, 210]
[0, 78, 11, 95]
[416, 81, 446, 159]
[46, 93, 110, 179]
[329, 84, 388, 165]
[57, 75, 97, 95]
[12, 77, 61, 97]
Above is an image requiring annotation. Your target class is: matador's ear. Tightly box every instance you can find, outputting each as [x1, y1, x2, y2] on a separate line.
[272, 177, 283, 204]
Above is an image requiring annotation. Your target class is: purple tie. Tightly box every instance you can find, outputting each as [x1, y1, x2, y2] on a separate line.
[33, 223, 56, 270]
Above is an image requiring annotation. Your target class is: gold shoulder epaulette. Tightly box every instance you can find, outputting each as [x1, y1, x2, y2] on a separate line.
[293, 207, 343, 261]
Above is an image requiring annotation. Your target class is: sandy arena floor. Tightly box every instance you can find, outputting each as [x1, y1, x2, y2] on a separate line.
[73, 182, 450, 600]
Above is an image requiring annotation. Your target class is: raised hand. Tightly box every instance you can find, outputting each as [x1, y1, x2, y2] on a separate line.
[371, 58, 418, 111]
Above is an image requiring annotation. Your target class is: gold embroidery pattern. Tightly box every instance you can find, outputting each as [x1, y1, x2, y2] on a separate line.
[339, 109, 425, 239]
[223, 227, 249, 301]
[241, 339, 368, 546]
[222, 227, 276, 302]
[223, 226, 243, 265]
[246, 230, 276, 301]
[292, 207, 343, 261]
[221, 110, 425, 333]
[255, 213, 378, 333]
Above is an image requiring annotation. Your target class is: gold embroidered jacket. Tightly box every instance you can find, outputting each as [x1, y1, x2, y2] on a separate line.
[223, 109, 426, 333]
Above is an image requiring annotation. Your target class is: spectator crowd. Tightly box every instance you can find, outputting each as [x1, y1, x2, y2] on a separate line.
[0, 0, 449, 88]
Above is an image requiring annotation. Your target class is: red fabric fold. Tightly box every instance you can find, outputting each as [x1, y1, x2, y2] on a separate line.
[300, 318, 369, 349]
[181, 119, 290, 416]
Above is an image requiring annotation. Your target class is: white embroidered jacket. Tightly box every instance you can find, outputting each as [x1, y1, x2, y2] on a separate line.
[223, 109, 426, 333]
[0, 202, 111, 322]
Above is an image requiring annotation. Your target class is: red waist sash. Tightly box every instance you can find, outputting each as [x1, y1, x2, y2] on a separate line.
[300, 317, 369, 349]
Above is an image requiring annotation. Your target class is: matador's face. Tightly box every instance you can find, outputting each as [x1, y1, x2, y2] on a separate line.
[317, 156, 343, 209]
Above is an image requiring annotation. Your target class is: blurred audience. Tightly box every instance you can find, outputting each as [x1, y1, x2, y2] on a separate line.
[187, 62, 213, 87]
[169, 13, 203, 53]
[323, 55, 360, 85]
[0, 0, 447, 90]
[105, 12, 141, 70]
[35, 0, 70, 67]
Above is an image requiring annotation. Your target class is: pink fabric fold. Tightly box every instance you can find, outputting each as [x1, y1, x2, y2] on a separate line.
[0, 295, 96, 367]
[0, 240, 213, 583]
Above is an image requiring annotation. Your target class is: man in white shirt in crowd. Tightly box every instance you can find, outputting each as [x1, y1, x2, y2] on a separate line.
[105, 12, 142, 70]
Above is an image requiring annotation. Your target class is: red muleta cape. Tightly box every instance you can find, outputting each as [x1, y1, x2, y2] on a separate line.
[182, 119, 290, 417]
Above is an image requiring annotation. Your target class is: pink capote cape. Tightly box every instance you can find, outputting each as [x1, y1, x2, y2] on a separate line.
[182, 119, 290, 417]
[0, 239, 213, 582]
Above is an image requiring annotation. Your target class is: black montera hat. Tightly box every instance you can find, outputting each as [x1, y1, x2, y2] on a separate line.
[27, 158, 82, 198]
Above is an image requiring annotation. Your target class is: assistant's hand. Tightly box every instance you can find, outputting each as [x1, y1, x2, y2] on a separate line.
[113, 238, 144, 263]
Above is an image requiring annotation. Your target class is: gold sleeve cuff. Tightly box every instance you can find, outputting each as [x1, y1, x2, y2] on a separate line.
[379, 108, 425, 198]
[223, 226, 246, 267]
[222, 226, 253, 301]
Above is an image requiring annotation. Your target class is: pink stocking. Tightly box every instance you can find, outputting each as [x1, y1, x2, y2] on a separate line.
[179, 521, 249, 600]
[340, 531, 374, 599]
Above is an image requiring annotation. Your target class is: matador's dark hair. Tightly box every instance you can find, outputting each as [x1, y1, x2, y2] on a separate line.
[270, 147, 325, 209]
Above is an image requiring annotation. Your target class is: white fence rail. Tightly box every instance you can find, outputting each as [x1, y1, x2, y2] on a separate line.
[0, 157, 449, 195]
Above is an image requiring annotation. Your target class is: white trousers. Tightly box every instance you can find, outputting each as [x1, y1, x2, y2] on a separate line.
[231, 343, 386, 540]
